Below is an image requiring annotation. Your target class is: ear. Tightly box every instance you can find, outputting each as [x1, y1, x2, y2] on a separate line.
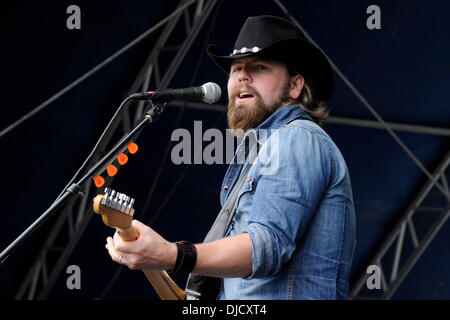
[289, 74, 304, 100]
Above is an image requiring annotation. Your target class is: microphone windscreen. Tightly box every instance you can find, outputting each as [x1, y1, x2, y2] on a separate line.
[201, 82, 221, 104]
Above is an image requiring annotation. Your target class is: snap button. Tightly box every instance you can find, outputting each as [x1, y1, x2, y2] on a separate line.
[245, 177, 251, 182]
[223, 186, 229, 191]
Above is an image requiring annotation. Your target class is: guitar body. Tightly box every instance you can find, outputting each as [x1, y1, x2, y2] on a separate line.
[187, 274, 222, 300]
[93, 189, 186, 300]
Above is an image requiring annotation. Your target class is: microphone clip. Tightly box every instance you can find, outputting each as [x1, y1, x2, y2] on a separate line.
[145, 102, 167, 122]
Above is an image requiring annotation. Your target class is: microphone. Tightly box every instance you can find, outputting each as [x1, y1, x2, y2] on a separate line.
[129, 82, 221, 104]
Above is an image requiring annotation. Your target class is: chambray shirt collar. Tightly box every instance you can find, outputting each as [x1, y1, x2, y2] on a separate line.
[220, 104, 314, 206]
[235, 104, 309, 159]
[254, 104, 314, 144]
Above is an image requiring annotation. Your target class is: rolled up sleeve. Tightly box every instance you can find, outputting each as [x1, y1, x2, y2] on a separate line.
[245, 125, 333, 279]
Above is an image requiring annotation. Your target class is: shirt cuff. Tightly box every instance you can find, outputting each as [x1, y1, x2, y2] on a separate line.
[244, 223, 275, 279]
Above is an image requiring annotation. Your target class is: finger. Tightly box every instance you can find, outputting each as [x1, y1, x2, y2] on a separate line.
[131, 219, 145, 230]
[106, 237, 116, 257]
[106, 236, 113, 249]
[131, 220, 156, 237]
[106, 237, 123, 264]
[112, 230, 129, 251]
[106, 236, 114, 247]
[113, 229, 138, 254]
[113, 229, 121, 243]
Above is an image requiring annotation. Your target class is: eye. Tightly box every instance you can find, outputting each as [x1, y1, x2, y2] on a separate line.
[231, 65, 242, 73]
[256, 64, 267, 70]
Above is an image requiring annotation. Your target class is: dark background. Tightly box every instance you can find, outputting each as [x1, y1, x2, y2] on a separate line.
[0, 0, 449, 300]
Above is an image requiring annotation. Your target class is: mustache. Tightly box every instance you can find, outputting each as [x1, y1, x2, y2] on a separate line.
[229, 85, 261, 100]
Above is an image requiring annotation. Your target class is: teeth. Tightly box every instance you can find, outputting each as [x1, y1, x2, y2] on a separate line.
[239, 92, 253, 98]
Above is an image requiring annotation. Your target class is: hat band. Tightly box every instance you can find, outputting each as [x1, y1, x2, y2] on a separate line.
[230, 46, 261, 56]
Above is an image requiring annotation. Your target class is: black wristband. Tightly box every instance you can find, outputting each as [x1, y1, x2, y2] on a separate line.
[169, 241, 197, 275]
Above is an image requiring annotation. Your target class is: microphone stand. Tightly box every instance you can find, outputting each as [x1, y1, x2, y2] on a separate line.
[0, 101, 167, 264]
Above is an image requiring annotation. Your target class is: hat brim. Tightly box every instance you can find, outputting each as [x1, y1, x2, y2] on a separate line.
[207, 39, 333, 101]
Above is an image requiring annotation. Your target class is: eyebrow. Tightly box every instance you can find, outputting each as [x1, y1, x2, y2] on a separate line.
[231, 58, 268, 67]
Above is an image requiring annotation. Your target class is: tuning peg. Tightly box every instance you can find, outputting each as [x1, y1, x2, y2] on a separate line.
[122, 195, 130, 214]
[116, 192, 123, 211]
[114, 192, 121, 210]
[123, 195, 131, 215]
[107, 189, 116, 207]
[128, 198, 135, 216]
[101, 188, 110, 205]
[119, 193, 128, 213]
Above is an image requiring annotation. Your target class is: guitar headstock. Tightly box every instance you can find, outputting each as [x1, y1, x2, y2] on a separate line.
[93, 188, 136, 229]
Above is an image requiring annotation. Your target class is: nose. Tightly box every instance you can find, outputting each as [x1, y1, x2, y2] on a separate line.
[237, 66, 251, 83]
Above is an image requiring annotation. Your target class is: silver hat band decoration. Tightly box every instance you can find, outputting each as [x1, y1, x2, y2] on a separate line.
[230, 46, 261, 56]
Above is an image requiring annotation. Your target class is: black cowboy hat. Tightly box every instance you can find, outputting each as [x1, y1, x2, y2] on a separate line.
[207, 15, 333, 101]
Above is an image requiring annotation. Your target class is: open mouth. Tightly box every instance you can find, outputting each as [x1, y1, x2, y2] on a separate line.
[237, 92, 255, 100]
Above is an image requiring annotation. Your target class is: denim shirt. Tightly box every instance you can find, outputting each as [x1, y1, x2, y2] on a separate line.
[218, 104, 356, 300]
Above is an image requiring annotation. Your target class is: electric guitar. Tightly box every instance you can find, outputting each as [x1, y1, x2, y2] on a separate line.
[92, 187, 186, 300]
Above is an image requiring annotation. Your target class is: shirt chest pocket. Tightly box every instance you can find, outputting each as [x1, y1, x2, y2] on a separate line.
[224, 175, 256, 237]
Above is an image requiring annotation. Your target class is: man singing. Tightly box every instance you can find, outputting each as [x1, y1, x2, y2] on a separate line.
[105, 15, 356, 300]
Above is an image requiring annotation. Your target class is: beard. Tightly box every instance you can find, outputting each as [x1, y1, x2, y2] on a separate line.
[227, 79, 291, 132]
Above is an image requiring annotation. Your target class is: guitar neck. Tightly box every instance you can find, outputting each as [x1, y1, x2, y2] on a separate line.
[93, 192, 187, 300]
[142, 269, 186, 300]
[118, 225, 186, 300]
